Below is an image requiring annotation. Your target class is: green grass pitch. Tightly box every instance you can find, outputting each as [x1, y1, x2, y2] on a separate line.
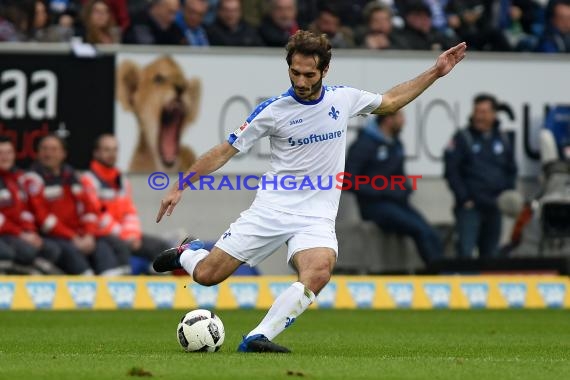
[1, 309, 569, 379]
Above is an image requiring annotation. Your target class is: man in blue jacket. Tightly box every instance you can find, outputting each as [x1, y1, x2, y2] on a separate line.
[444, 94, 518, 258]
[346, 111, 443, 264]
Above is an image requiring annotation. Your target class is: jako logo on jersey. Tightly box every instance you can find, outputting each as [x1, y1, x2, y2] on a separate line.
[423, 284, 451, 309]
[189, 284, 219, 308]
[346, 282, 375, 308]
[316, 282, 337, 308]
[328, 106, 339, 120]
[222, 230, 231, 240]
[229, 283, 259, 308]
[537, 283, 566, 308]
[499, 283, 527, 308]
[108, 282, 136, 309]
[147, 283, 176, 309]
[269, 282, 291, 300]
[26, 282, 56, 309]
[0, 282, 15, 309]
[288, 130, 343, 147]
[67, 282, 97, 309]
[386, 283, 413, 308]
[460, 283, 488, 308]
[289, 118, 303, 126]
[285, 317, 296, 329]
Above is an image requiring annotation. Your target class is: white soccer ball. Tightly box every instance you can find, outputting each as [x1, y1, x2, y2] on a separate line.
[176, 309, 225, 352]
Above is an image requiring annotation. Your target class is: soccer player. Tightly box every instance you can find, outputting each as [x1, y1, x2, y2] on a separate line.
[153, 30, 467, 353]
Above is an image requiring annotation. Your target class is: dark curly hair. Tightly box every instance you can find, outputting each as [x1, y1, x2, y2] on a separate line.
[285, 30, 332, 72]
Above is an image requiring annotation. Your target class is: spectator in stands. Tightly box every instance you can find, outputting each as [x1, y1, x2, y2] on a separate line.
[122, 0, 186, 45]
[176, 0, 209, 46]
[316, 0, 371, 28]
[0, 3, 25, 42]
[391, 1, 458, 50]
[0, 137, 63, 274]
[444, 94, 518, 258]
[308, 5, 355, 48]
[82, 134, 170, 272]
[346, 112, 444, 265]
[446, 0, 512, 51]
[78, 0, 120, 44]
[242, 0, 266, 28]
[355, 2, 396, 50]
[295, 0, 318, 30]
[0, 0, 69, 41]
[80, 0, 130, 32]
[536, 0, 570, 52]
[25, 134, 130, 275]
[258, 0, 298, 47]
[207, 0, 263, 46]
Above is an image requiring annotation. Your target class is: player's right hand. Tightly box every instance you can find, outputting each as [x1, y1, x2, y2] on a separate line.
[156, 189, 183, 223]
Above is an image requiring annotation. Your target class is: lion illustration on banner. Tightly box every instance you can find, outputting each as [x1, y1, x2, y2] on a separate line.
[117, 56, 201, 172]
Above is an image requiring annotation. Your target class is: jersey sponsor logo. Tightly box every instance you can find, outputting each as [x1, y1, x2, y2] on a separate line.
[108, 282, 136, 309]
[229, 283, 259, 308]
[386, 283, 413, 308]
[460, 283, 489, 308]
[67, 282, 97, 309]
[189, 284, 219, 308]
[499, 283, 527, 308]
[288, 130, 343, 147]
[423, 284, 451, 308]
[147, 282, 176, 309]
[328, 106, 340, 120]
[269, 282, 291, 299]
[0, 282, 15, 309]
[26, 282, 56, 309]
[347, 282, 375, 308]
[537, 283, 566, 308]
[316, 282, 337, 308]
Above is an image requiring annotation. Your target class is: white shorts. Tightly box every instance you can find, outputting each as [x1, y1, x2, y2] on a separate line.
[214, 204, 338, 267]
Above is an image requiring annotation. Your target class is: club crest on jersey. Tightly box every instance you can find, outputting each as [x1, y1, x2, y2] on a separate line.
[328, 106, 340, 120]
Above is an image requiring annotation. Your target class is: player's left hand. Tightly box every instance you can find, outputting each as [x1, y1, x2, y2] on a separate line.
[435, 42, 467, 77]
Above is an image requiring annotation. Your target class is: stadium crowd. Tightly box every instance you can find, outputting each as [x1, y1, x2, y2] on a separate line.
[0, 0, 569, 53]
[0, 134, 173, 275]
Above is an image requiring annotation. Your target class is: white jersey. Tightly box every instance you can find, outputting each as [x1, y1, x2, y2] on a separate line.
[228, 85, 382, 221]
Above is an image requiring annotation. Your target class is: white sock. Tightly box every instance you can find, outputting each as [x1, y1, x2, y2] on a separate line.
[179, 248, 209, 278]
[247, 282, 315, 341]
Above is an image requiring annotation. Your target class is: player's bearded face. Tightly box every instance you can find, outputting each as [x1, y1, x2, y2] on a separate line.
[288, 54, 327, 101]
[291, 74, 323, 101]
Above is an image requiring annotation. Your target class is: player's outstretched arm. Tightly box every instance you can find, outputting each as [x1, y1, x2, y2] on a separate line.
[372, 42, 467, 115]
[156, 142, 239, 222]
